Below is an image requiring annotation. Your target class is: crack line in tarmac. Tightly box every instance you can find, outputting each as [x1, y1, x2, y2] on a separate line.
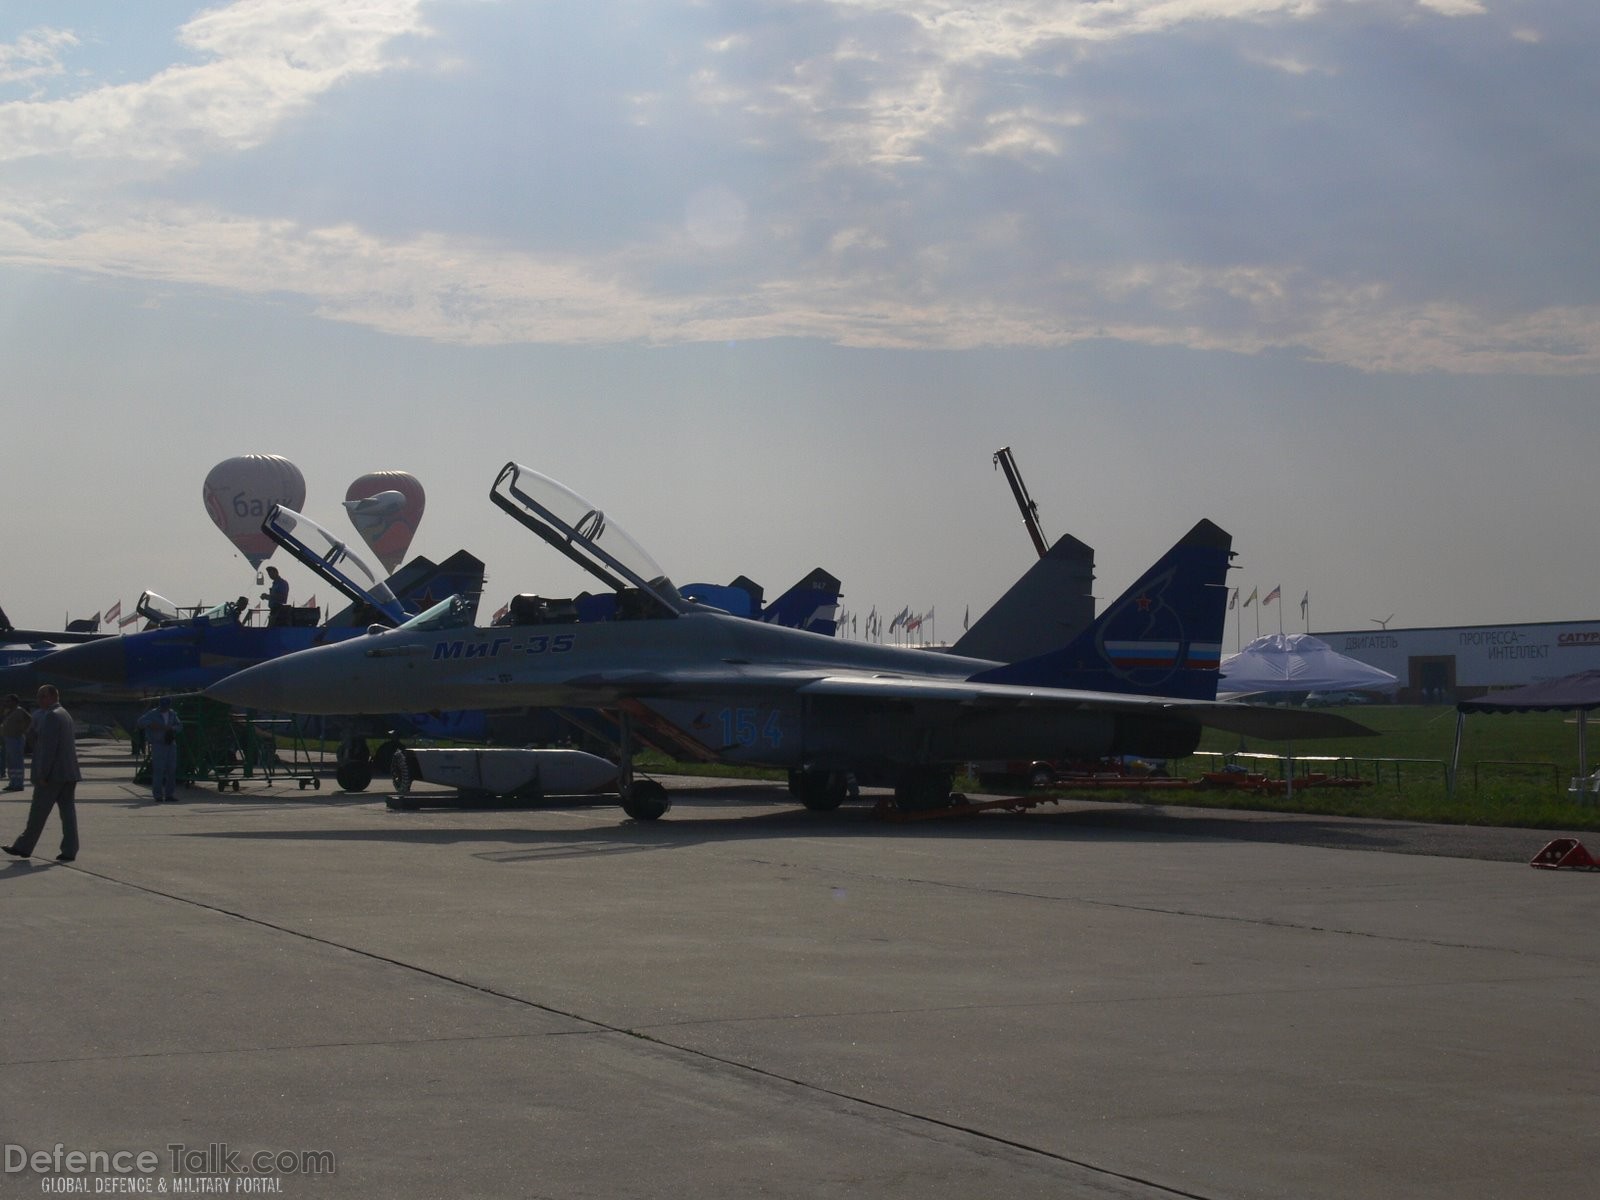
[47, 861, 1220, 1200]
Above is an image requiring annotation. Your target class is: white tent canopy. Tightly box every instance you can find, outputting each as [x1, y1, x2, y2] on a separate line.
[1218, 633, 1398, 699]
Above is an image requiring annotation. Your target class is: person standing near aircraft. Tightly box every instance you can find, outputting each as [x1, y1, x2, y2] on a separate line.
[3, 684, 81, 862]
[262, 566, 289, 626]
[2, 693, 29, 790]
[136, 696, 183, 802]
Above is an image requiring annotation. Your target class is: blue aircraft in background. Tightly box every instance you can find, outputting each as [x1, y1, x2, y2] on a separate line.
[0, 604, 105, 670]
[0, 503, 484, 727]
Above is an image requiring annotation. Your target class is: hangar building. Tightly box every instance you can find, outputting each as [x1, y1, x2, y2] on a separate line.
[1318, 620, 1600, 702]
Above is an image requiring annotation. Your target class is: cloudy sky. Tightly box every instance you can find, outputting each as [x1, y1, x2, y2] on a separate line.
[2, 0, 1595, 645]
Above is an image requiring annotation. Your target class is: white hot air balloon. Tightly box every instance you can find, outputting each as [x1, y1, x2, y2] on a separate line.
[202, 455, 307, 569]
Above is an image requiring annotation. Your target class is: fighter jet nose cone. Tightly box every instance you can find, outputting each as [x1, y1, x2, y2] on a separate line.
[205, 661, 286, 711]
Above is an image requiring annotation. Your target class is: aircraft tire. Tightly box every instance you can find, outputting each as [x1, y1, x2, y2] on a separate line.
[797, 769, 849, 812]
[621, 779, 671, 821]
[335, 760, 374, 792]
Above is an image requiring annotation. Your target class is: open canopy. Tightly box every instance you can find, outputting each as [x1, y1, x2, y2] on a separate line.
[489, 462, 688, 616]
[1218, 633, 1398, 698]
[263, 504, 404, 625]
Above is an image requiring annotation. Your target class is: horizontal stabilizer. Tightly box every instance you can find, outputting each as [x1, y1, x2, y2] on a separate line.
[1173, 704, 1377, 741]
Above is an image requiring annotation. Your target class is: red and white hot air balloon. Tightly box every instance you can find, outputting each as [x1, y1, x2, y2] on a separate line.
[202, 454, 307, 569]
[343, 470, 425, 574]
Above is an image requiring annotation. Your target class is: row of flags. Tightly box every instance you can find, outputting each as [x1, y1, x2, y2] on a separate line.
[1228, 586, 1310, 616]
[839, 588, 1316, 645]
[838, 604, 951, 641]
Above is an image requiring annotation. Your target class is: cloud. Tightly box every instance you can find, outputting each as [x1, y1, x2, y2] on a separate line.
[8, 197, 1597, 374]
[2, 0, 1596, 376]
[0, 27, 78, 90]
[0, 0, 429, 170]
[1415, 0, 1485, 16]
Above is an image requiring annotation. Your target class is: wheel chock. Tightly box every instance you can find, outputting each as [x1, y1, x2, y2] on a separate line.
[872, 794, 1063, 822]
[1529, 838, 1600, 870]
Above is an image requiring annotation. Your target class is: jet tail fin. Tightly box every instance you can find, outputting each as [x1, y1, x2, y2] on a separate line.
[762, 568, 842, 635]
[970, 520, 1233, 699]
[391, 550, 486, 620]
[951, 533, 1096, 662]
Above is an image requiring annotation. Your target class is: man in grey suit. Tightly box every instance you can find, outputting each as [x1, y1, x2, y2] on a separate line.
[3, 684, 81, 862]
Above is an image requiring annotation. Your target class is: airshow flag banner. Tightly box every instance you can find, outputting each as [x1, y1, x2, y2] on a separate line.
[1263, 585, 1281, 606]
[104, 600, 122, 625]
[1243, 586, 1258, 608]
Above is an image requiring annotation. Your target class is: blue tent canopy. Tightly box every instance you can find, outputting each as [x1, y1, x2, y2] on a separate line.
[1450, 669, 1600, 797]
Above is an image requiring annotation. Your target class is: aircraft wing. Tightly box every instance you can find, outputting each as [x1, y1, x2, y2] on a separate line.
[794, 675, 1374, 739]
[559, 666, 1374, 740]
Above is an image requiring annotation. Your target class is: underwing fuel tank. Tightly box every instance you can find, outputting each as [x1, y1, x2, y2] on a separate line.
[389, 747, 618, 807]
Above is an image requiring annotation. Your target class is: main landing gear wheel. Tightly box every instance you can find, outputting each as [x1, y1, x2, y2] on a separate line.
[620, 779, 671, 821]
[791, 769, 853, 812]
[336, 760, 374, 792]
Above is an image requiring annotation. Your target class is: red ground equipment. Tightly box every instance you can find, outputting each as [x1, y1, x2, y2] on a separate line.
[1529, 838, 1600, 871]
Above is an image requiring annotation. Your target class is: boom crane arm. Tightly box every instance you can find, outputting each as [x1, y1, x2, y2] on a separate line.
[993, 446, 1050, 559]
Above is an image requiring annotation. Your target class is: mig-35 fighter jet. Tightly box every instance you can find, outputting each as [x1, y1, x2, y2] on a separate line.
[207, 462, 1370, 820]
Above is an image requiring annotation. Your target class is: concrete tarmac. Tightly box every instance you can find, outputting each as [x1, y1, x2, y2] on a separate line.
[3, 741, 1597, 1198]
